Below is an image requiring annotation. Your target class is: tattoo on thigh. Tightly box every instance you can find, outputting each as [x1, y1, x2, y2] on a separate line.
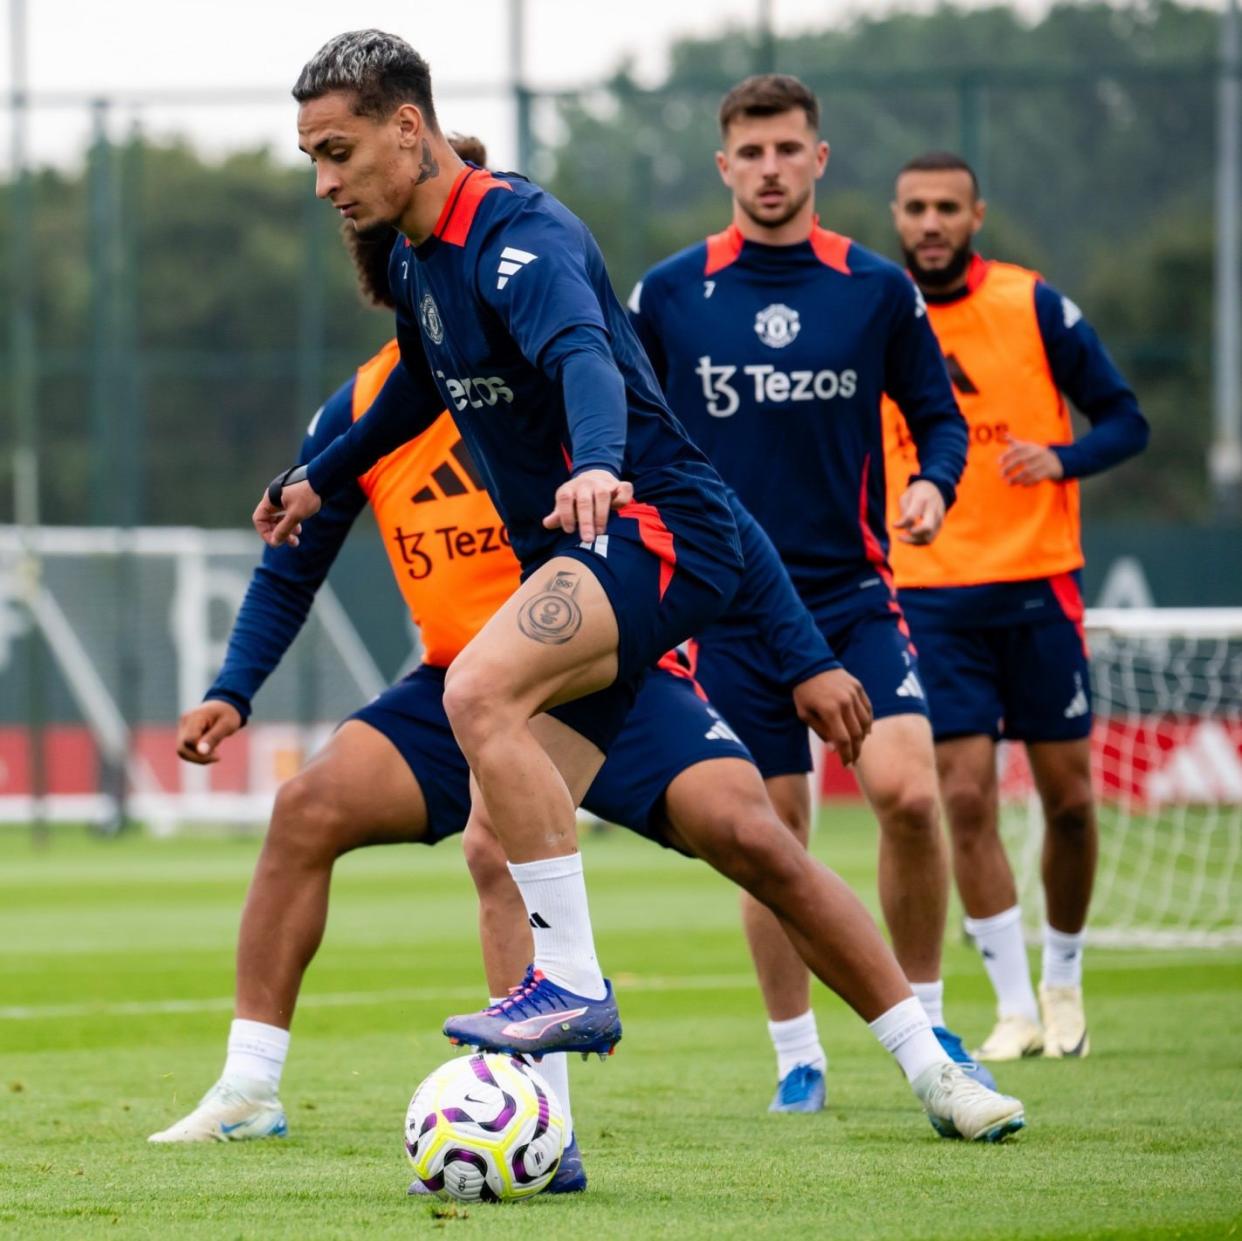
[518, 570, 583, 645]
[415, 140, 439, 185]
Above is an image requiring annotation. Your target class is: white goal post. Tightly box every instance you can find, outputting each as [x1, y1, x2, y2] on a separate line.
[0, 526, 396, 835]
[1000, 607, 1242, 949]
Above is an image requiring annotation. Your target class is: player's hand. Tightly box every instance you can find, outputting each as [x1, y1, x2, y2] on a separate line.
[894, 479, 946, 545]
[176, 700, 243, 765]
[793, 668, 873, 768]
[542, 469, 634, 543]
[999, 435, 1064, 486]
[254, 475, 321, 547]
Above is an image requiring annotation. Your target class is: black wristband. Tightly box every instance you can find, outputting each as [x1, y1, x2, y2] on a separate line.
[266, 464, 309, 508]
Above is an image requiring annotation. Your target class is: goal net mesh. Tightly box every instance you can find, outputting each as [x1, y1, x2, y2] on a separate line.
[1000, 609, 1242, 948]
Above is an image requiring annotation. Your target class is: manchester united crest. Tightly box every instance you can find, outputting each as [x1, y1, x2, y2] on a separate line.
[420, 292, 445, 345]
[754, 303, 801, 349]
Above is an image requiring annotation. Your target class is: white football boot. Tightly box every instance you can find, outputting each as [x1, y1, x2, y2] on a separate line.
[148, 1078, 287, 1143]
[1039, 984, 1090, 1058]
[913, 1061, 1026, 1142]
[974, 1012, 1045, 1061]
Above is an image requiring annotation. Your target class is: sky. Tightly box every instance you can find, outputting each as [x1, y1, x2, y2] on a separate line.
[0, 0, 1087, 172]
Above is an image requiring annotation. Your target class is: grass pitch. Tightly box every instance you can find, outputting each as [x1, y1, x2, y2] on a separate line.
[2, 809, 1240, 1240]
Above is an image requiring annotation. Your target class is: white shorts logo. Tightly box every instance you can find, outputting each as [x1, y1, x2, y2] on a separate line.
[895, 671, 925, 700]
[754, 303, 801, 349]
[1063, 672, 1089, 719]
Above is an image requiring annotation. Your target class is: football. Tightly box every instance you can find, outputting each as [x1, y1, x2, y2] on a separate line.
[404, 1052, 566, 1202]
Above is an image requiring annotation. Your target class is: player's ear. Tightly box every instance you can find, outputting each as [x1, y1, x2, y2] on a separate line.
[714, 148, 731, 187]
[816, 141, 830, 179]
[394, 103, 426, 148]
[973, 196, 987, 235]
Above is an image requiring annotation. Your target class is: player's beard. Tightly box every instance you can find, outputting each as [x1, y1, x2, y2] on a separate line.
[903, 241, 973, 289]
[739, 183, 812, 234]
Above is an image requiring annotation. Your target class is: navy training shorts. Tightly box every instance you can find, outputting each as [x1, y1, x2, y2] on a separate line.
[348, 662, 753, 847]
[539, 501, 742, 755]
[692, 596, 930, 780]
[901, 612, 1093, 744]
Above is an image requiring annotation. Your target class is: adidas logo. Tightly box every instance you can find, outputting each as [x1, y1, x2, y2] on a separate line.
[496, 245, 537, 289]
[411, 438, 484, 504]
[704, 712, 741, 744]
[528, 912, 550, 929]
[1063, 672, 1089, 719]
[895, 671, 924, 699]
[1148, 721, 1242, 802]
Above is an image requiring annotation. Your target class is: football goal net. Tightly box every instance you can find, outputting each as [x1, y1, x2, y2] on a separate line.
[1000, 608, 1242, 948]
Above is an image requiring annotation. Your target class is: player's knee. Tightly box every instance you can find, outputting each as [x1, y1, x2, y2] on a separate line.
[1044, 785, 1094, 839]
[442, 660, 511, 751]
[941, 781, 995, 840]
[876, 784, 940, 841]
[709, 804, 805, 892]
[267, 773, 353, 866]
[462, 820, 510, 895]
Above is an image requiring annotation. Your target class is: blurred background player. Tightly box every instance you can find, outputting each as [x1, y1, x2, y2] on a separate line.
[629, 74, 983, 1108]
[152, 140, 1025, 1153]
[257, 29, 750, 1057]
[884, 151, 1149, 1060]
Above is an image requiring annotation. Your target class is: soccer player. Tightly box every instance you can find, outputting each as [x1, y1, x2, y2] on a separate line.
[256, 29, 754, 1057]
[884, 152, 1149, 1060]
[158, 120, 1026, 1150]
[629, 74, 980, 1107]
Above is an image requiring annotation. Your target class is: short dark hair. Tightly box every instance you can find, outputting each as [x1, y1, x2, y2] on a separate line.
[718, 74, 819, 135]
[898, 151, 980, 198]
[293, 29, 438, 127]
[341, 134, 487, 310]
[447, 132, 488, 166]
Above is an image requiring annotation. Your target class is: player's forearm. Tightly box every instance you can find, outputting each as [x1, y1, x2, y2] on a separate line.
[907, 408, 969, 510]
[544, 326, 627, 477]
[1052, 398, 1150, 479]
[205, 565, 319, 721]
[726, 492, 841, 684]
[306, 361, 438, 498]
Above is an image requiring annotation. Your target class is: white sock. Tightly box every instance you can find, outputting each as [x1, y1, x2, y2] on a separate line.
[963, 905, 1039, 1023]
[222, 1018, 289, 1092]
[910, 979, 945, 1029]
[533, 1053, 573, 1141]
[488, 995, 575, 1143]
[868, 996, 950, 1084]
[1041, 922, 1087, 988]
[507, 853, 606, 1000]
[767, 1010, 827, 1080]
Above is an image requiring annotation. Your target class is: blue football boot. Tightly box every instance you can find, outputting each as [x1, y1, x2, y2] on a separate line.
[546, 1136, 587, 1193]
[444, 967, 622, 1059]
[933, 1026, 998, 1091]
[768, 1063, 827, 1114]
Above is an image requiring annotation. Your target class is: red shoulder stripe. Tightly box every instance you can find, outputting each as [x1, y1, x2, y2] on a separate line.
[809, 225, 851, 275]
[704, 225, 745, 276]
[433, 167, 512, 248]
[965, 252, 992, 293]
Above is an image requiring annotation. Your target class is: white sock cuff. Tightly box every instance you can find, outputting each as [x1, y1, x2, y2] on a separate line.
[868, 996, 930, 1054]
[508, 852, 584, 883]
[910, 979, 945, 1027]
[228, 1018, 290, 1058]
[767, 1010, 819, 1042]
[964, 905, 1023, 937]
[1043, 923, 1087, 951]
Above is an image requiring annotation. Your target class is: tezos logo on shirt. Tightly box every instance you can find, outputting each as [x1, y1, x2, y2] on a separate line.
[754, 303, 801, 349]
[420, 293, 445, 345]
[696, 356, 857, 418]
[435, 370, 515, 411]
